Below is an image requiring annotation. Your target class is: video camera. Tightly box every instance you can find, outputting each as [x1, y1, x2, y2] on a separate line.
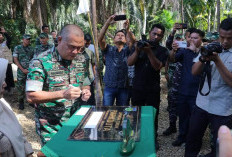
[201, 42, 223, 57]
[137, 35, 157, 49]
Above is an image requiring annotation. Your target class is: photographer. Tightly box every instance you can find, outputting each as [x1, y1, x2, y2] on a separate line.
[185, 18, 232, 157]
[98, 15, 134, 106]
[169, 28, 203, 147]
[127, 24, 169, 150]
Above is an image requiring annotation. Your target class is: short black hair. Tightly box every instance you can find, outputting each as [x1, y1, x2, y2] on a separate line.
[190, 29, 205, 38]
[220, 18, 232, 31]
[84, 33, 92, 41]
[150, 24, 165, 34]
[186, 28, 197, 34]
[42, 24, 49, 30]
[51, 30, 56, 33]
[114, 29, 127, 38]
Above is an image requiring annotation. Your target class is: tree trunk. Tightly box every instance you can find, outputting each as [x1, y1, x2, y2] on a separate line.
[37, 0, 43, 31]
[207, 7, 211, 32]
[213, 6, 217, 31]
[181, 0, 184, 34]
[142, 7, 147, 34]
[217, 0, 220, 31]
[92, 0, 103, 106]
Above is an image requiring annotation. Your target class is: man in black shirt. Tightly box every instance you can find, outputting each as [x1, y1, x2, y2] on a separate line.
[128, 24, 169, 150]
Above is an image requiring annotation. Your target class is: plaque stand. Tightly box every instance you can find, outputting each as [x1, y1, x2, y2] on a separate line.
[120, 113, 135, 156]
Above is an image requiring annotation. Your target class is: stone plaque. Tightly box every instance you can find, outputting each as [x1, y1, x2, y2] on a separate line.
[68, 106, 141, 141]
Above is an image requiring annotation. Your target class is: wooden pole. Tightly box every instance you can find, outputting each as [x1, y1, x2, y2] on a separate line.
[90, 0, 103, 106]
[37, 0, 43, 31]
[217, 0, 220, 31]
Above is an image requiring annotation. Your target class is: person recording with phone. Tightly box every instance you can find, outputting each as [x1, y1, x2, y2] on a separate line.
[98, 15, 134, 106]
[127, 23, 169, 150]
[184, 17, 232, 157]
[169, 28, 203, 147]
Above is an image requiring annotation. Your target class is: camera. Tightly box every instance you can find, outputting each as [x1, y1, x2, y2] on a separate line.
[114, 15, 127, 21]
[137, 35, 157, 48]
[201, 42, 223, 57]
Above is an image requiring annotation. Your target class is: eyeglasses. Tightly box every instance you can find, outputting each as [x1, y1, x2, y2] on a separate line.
[67, 44, 85, 53]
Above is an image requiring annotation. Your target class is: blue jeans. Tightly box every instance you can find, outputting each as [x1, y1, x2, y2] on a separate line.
[103, 87, 128, 106]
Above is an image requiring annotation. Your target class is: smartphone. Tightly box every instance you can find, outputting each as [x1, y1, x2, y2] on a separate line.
[114, 15, 127, 21]
[176, 41, 187, 48]
[175, 23, 188, 29]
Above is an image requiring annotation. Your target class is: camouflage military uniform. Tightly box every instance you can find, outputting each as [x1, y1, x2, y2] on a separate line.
[26, 48, 91, 145]
[13, 45, 34, 102]
[83, 48, 96, 105]
[34, 44, 54, 58]
[168, 62, 182, 124]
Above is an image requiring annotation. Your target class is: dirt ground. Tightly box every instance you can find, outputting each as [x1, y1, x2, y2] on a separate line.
[4, 76, 211, 157]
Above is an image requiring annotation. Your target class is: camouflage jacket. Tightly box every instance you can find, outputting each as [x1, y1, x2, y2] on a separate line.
[12, 45, 34, 69]
[26, 48, 91, 123]
[75, 48, 95, 82]
[34, 44, 54, 58]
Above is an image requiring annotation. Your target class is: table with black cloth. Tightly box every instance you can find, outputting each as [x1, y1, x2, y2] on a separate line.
[41, 106, 156, 157]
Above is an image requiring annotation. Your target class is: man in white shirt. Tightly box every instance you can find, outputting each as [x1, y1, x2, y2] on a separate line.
[185, 18, 232, 157]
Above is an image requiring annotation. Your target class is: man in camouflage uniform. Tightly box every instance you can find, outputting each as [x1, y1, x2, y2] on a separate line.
[26, 25, 91, 145]
[13, 34, 34, 110]
[34, 33, 53, 58]
[35, 24, 54, 46]
[75, 47, 96, 105]
[163, 31, 185, 136]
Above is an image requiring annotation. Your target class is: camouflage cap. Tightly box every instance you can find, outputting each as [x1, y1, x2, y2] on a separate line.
[211, 32, 219, 41]
[205, 32, 213, 40]
[23, 34, 31, 39]
[175, 34, 183, 39]
[39, 32, 48, 38]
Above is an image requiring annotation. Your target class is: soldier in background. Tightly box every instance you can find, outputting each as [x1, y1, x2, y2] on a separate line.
[13, 34, 34, 110]
[34, 33, 53, 58]
[163, 34, 183, 136]
[35, 24, 54, 46]
[51, 30, 58, 47]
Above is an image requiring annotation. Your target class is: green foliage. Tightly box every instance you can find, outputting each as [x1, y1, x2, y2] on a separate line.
[149, 10, 177, 34]
[25, 23, 40, 47]
[1, 18, 26, 49]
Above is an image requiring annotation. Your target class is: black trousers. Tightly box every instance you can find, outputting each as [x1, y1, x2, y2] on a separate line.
[176, 94, 196, 141]
[5, 64, 15, 90]
[132, 88, 160, 138]
[185, 106, 232, 157]
[86, 82, 96, 105]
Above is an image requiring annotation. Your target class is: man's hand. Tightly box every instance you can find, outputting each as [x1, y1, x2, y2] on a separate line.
[207, 52, 220, 62]
[63, 86, 82, 100]
[81, 89, 91, 101]
[218, 125, 232, 157]
[200, 52, 220, 63]
[172, 41, 179, 52]
[142, 43, 152, 55]
[124, 20, 130, 32]
[134, 42, 141, 54]
[171, 24, 178, 36]
[107, 15, 116, 25]
[22, 69, 29, 74]
[187, 41, 198, 52]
